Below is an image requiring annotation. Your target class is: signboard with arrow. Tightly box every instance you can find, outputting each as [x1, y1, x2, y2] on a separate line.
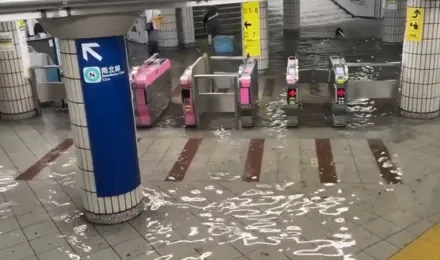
[242, 1, 261, 57]
[406, 7, 424, 42]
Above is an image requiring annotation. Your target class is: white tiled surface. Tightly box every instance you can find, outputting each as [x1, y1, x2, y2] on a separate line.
[0, 21, 35, 120]
[382, 0, 407, 42]
[158, 9, 179, 49]
[177, 7, 196, 46]
[0, 110, 440, 259]
[400, 0, 440, 118]
[283, 0, 300, 30]
[59, 39, 142, 215]
[241, 0, 269, 73]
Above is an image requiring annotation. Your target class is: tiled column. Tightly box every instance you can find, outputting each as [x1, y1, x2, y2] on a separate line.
[400, 0, 440, 118]
[178, 7, 196, 47]
[59, 38, 143, 224]
[0, 21, 36, 120]
[158, 9, 179, 50]
[242, 0, 269, 73]
[283, 0, 300, 31]
[382, 0, 407, 42]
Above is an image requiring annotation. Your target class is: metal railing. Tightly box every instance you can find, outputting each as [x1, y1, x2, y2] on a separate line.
[181, 54, 243, 129]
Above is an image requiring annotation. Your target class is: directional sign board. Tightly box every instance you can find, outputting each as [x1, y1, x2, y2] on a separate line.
[242, 1, 261, 57]
[76, 36, 140, 197]
[406, 7, 424, 42]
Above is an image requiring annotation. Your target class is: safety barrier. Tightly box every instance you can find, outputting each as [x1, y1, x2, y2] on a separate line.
[131, 53, 172, 127]
[29, 65, 66, 116]
[180, 54, 258, 129]
[285, 56, 400, 127]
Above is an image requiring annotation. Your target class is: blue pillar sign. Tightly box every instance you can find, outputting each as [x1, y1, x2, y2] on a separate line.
[76, 36, 140, 198]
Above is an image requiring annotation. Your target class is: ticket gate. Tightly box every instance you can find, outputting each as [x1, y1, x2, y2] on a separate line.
[328, 56, 349, 127]
[286, 55, 400, 128]
[283, 56, 300, 127]
[180, 54, 259, 129]
[131, 54, 172, 128]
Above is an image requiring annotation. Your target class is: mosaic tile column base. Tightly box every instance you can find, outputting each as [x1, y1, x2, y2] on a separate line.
[382, 0, 407, 42]
[0, 21, 36, 120]
[283, 0, 300, 31]
[178, 7, 196, 48]
[59, 38, 143, 224]
[399, 0, 440, 119]
[158, 9, 179, 50]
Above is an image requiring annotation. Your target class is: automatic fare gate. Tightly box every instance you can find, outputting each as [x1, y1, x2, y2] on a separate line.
[283, 55, 400, 127]
[180, 54, 259, 129]
[131, 54, 172, 128]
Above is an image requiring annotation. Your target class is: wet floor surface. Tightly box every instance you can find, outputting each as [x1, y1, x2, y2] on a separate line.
[2, 1, 440, 259]
[2, 119, 440, 259]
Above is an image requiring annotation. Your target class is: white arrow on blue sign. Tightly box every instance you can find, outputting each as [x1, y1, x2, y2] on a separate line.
[82, 43, 103, 61]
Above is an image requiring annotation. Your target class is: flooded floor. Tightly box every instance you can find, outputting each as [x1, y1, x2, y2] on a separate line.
[1, 120, 440, 260]
[1, 1, 440, 260]
[128, 0, 402, 130]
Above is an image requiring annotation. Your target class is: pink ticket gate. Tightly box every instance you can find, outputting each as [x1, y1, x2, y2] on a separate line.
[131, 54, 172, 127]
[180, 54, 259, 129]
[283, 56, 300, 127]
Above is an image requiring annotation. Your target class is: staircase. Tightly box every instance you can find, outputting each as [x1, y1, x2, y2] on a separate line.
[192, 0, 354, 39]
[193, 3, 242, 39]
[300, 0, 353, 27]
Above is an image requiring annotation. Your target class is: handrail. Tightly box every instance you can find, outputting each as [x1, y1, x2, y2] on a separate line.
[194, 73, 239, 78]
[0, 0, 238, 15]
[30, 65, 61, 70]
[210, 56, 245, 61]
[346, 62, 401, 67]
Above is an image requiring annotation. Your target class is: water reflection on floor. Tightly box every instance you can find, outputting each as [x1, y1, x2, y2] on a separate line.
[139, 182, 360, 259]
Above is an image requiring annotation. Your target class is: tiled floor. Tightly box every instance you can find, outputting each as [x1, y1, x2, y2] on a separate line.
[0, 110, 440, 259]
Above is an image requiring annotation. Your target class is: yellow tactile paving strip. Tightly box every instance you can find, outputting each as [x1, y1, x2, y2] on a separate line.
[389, 223, 440, 260]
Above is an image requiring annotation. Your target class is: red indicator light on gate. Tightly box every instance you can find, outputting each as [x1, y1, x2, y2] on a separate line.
[288, 89, 297, 97]
[337, 88, 345, 97]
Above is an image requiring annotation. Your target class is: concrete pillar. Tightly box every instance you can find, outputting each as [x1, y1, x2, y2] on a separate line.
[283, 0, 300, 31]
[400, 0, 440, 119]
[158, 9, 179, 50]
[0, 21, 36, 120]
[382, 0, 407, 42]
[40, 14, 143, 224]
[242, 0, 269, 73]
[178, 7, 196, 47]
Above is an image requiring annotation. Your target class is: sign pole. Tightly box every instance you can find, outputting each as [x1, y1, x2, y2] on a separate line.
[71, 35, 143, 224]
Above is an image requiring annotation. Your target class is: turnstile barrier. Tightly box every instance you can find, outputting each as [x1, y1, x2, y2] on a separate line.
[285, 56, 400, 127]
[131, 53, 172, 127]
[329, 55, 349, 127]
[180, 54, 259, 129]
[283, 56, 300, 127]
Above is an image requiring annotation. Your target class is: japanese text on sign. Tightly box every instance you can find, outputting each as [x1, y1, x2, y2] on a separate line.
[406, 7, 424, 42]
[242, 1, 261, 57]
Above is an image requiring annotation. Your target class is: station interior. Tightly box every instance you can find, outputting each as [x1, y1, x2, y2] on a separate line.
[0, 0, 440, 259]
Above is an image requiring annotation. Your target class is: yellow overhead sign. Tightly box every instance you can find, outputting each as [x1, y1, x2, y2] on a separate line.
[18, 20, 26, 31]
[406, 7, 424, 42]
[242, 1, 261, 57]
